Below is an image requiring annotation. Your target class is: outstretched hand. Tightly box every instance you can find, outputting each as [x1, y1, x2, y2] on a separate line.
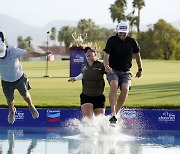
[46, 50, 52, 55]
[68, 77, 76, 83]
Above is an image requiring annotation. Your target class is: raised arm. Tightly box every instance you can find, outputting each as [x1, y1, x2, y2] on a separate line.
[26, 51, 51, 57]
[68, 73, 83, 83]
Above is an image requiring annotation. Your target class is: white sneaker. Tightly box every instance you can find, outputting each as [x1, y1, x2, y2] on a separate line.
[8, 107, 16, 124]
[29, 105, 39, 119]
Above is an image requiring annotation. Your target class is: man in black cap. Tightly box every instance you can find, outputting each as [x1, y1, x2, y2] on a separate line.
[0, 31, 51, 124]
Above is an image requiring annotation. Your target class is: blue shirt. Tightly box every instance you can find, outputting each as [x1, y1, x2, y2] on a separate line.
[0, 46, 27, 82]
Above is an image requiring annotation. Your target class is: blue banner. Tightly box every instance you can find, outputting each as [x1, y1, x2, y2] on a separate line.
[118, 108, 180, 130]
[70, 50, 86, 77]
[0, 108, 180, 130]
[0, 108, 81, 127]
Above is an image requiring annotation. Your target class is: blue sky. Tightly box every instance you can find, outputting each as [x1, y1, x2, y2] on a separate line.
[0, 0, 180, 27]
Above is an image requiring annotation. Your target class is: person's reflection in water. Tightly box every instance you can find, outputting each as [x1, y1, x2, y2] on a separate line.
[7, 130, 38, 154]
[7, 131, 15, 154]
[0, 145, 2, 154]
[27, 138, 37, 154]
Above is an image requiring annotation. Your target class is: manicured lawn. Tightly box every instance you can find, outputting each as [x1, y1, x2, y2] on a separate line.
[0, 60, 180, 109]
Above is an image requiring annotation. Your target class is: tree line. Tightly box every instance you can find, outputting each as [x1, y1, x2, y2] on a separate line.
[138, 19, 180, 60]
[17, 0, 180, 60]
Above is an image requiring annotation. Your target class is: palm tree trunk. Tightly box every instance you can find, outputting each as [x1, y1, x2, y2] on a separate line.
[137, 9, 140, 33]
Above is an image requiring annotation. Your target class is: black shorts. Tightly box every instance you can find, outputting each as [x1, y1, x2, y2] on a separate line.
[1, 74, 31, 102]
[80, 93, 105, 109]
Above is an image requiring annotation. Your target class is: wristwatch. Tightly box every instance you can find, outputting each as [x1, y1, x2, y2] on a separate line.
[138, 68, 142, 72]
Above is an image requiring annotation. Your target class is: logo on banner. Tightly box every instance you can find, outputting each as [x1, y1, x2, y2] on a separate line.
[15, 110, 25, 120]
[46, 110, 60, 123]
[73, 54, 85, 63]
[158, 111, 175, 122]
[121, 109, 137, 124]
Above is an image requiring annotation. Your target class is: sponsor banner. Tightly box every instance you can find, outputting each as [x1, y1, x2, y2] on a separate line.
[0, 108, 81, 127]
[0, 108, 180, 130]
[118, 108, 180, 130]
[70, 50, 86, 77]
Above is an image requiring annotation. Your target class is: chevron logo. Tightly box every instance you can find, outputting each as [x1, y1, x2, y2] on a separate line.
[46, 110, 60, 122]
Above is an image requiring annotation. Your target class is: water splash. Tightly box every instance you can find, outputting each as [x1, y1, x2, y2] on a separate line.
[64, 115, 138, 154]
[64, 114, 135, 142]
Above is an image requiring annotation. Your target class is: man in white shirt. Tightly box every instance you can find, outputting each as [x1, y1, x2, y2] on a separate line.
[0, 31, 51, 124]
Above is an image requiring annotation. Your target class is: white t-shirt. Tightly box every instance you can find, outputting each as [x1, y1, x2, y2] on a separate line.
[0, 46, 27, 82]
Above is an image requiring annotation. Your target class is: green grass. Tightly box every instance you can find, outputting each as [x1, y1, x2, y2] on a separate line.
[0, 60, 180, 109]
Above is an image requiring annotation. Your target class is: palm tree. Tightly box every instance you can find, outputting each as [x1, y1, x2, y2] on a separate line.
[58, 26, 74, 53]
[17, 36, 26, 49]
[132, 0, 145, 32]
[127, 13, 138, 35]
[109, 0, 127, 23]
[86, 19, 98, 42]
[77, 19, 88, 35]
[77, 18, 98, 42]
[50, 27, 57, 45]
[25, 36, 34, 50]
[17, 36, 34, 61]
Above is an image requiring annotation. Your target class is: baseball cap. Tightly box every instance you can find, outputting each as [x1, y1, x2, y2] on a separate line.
[84, 47, 95, 53]
[117, 21, 129, 33]
[0, 42, 6, 57]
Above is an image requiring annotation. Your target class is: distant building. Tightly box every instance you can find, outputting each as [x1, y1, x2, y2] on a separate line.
[38, 45, 70, 60]
[27, 45, 69, 61]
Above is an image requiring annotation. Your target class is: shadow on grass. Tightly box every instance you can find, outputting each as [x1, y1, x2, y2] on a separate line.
[105, 81, 180, 94]
[130, 81, 180, 95]
[129, 81, 180, 109]
[133, 82, 180, 90]
[28, 76, 69, 79]
[105, 81, 180, 109]
[1, 81, 180, 109]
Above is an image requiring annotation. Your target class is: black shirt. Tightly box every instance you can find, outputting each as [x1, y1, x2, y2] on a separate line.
[81, 61, 105, 96]
[104, 34, 140, 71]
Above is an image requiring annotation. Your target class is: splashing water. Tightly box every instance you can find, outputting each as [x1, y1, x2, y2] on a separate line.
[64, 115, 138, 154]
[64, 114, 135, 142]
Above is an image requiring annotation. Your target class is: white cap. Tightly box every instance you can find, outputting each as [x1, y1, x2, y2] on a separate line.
[0, 42, 6, 57]
[117, 21, 129, 33]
